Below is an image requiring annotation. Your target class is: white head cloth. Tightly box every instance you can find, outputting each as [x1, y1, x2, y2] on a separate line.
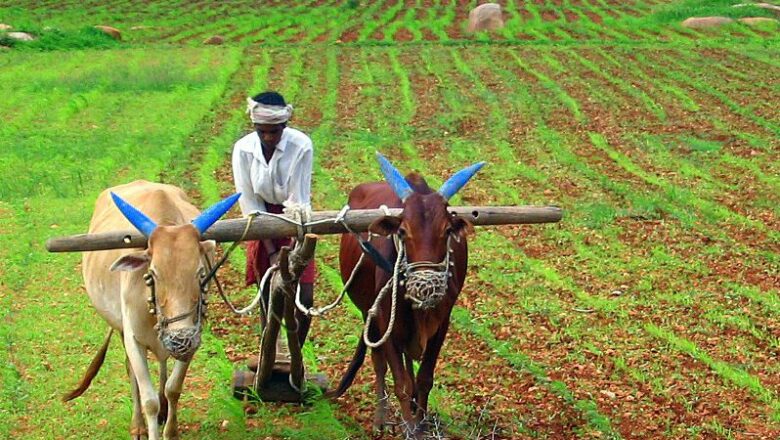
[247, 97, 293, 124]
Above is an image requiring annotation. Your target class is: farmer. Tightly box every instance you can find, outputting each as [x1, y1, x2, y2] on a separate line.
[232, 91, 315, 347]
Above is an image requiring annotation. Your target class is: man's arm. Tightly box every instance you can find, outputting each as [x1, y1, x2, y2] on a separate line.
[289, 146, 313, 206]
[232, 145, 277, 259]
[232, 145, 266, 216]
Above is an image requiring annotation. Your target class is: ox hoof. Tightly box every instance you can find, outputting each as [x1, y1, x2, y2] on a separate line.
[372, 411, 387, 433]
[130, 426, 148, 440]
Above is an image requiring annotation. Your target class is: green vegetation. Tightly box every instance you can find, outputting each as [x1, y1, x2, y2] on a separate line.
[1, 0, 778, 438]
[651, 0, 780, 22]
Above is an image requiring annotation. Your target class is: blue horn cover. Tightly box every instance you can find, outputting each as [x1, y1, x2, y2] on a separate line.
[376, 152, 414, 201]
[191, 192, 241, 235]
[438, 162, 486, 201]
[111, 192, 158, 238]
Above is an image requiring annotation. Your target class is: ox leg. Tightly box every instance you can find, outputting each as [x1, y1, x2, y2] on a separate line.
[415, 317, 451, 427]
[126, 357, 147, 440]
[370, 348, 390, 432]
[158, 360, 168, 426]
[404, 353, 417, 411]
[384, 343, 418, 437]
[124, 332, 161, 440]
[162, 359, 190, 440]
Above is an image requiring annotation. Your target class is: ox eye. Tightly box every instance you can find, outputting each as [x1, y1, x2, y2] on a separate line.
[397, 227, 407, 239]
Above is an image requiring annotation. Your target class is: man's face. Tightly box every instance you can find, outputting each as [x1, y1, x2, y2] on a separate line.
[255, 123, 285, 148]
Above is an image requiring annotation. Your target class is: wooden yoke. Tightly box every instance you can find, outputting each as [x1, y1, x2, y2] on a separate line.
[254, 234, 318, 396]
[45, 206, 564, 253]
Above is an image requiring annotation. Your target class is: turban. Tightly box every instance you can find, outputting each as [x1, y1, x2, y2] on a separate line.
[246, 97, 293, 124]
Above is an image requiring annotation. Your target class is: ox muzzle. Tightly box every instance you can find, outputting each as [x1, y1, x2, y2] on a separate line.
[402, 235, 455, 310]
[144, 272, 206, 361]
[161, 327, 202, 361]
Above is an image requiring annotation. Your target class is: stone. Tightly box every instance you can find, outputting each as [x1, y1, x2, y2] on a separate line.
[0, 23, 12, 31]
[681, 16, 734, 28]
[94, 25, 121, 40]
[203, 35, 225, 45]
[467, 3, 504, 33]
[130, 25, 152, 30]
[7, 32, 35, 41]
[738, 16, 779, 25]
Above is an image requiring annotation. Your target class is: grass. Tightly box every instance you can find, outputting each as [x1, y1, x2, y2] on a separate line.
[650, 0, 780, 22]
[3, 1, 780, 438]
[0, 46, 246, 438]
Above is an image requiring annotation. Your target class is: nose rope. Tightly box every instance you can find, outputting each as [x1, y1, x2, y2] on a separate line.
[144, 269, 206, 337]
[362, 220, 456, 346]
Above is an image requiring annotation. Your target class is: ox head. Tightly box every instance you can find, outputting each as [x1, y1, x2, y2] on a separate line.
[108, 192, 240, 360]
[370, 153, 483, 309]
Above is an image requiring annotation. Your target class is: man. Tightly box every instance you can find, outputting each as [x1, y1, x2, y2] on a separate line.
[232, 91, 315, 346]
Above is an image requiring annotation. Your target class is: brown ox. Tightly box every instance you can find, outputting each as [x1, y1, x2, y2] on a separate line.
[64, 180, 239, 440]
[328, 154, 483, 436]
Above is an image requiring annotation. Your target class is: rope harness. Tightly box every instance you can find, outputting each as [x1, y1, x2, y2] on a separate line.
[198, 204, 455, 352]
[403, 234, 456, 310]
[361, 226, 455, 347]
[143, 263, 209, 360]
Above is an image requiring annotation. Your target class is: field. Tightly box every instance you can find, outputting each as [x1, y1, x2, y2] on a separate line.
[1, 0, 778, 438]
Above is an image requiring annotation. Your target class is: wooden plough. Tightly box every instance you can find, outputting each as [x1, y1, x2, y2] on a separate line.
[47, 205, 562, 402]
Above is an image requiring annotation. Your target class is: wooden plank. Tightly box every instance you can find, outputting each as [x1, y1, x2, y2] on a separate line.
[45, 205, 563, 252]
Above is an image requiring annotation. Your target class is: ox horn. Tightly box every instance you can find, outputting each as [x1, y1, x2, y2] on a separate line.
[191, 192, 241, 235]
[111, 192, 157, 237]
[376, 152, 414, 201]
[438, 162, 486, 201]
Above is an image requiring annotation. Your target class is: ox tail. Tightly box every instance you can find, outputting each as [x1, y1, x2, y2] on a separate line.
[63, 328, 113, 402]
[325, 337, 367, 399]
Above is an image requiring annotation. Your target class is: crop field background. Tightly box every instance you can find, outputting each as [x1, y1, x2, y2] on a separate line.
[1, 0, 778, 438]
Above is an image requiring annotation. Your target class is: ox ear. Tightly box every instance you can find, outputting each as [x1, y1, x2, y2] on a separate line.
[200, 240, 216, 258]
[110, 251, 151, 272]
[450, 215, 474, 238]
[368, 216, 402, 237]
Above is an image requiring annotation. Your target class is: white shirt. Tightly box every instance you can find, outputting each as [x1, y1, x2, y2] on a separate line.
[231, 127, 313, 216]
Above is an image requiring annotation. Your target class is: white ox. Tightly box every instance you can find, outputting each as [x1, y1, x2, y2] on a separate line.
[64, 180, 239, 440]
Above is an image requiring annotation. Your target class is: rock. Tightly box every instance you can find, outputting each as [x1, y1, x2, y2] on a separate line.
[681, 16, 734, 28]
[7, 32, 35, 41]
[203, 35, 225, 45]
[738, 16, 779, 25]
[130, 25, 152, 30]
[94, 25, 121, 40]
[0, 23, 12, 31]
[467, 3, 504, 33]
[733, 3, 780, 14]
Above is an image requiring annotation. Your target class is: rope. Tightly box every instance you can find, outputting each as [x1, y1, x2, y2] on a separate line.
[292, 204, 370, 318]
[284, 203, 311, 242]
[295, 251, 366, 317]
[362, 237, 403, 348]
[200, 213, 255, 289]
